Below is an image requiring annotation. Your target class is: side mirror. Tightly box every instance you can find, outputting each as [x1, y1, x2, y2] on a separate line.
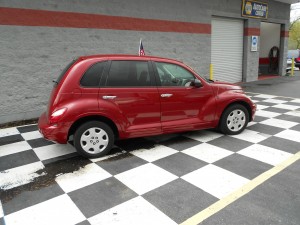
[193, 79, 202, 88]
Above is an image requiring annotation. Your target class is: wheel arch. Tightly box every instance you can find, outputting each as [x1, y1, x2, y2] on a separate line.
[219, 100, 253, 125]
[68, 115, 119, 141]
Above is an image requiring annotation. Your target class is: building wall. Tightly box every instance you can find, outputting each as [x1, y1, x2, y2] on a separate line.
[0, 0, 291, 124]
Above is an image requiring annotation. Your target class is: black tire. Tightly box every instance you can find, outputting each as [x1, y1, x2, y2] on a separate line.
[219, 104, 249, 135]
[74, 121, 114, 158]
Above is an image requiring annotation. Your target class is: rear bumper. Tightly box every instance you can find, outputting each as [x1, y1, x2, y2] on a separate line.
[38, 112, 70, 144]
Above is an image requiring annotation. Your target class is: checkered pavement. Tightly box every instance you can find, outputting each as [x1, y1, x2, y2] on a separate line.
[1, 92, 300, 225]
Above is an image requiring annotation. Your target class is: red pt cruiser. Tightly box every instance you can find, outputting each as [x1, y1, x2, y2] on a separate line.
[39, 55, 256, 158]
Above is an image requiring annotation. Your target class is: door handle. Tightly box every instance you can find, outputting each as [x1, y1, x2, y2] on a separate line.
[102, 95, 117, 100]
[161, 94, 173, 98]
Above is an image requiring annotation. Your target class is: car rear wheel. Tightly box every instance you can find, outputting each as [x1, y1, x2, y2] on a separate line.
[74, 121, 114, 158]
[220, 104, 249, 135]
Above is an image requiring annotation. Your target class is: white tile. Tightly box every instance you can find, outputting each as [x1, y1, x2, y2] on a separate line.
[0, 127, 19, 138]
[115, 163, 177, 195]
[255, 110, 280, 118]
[184, 130, 223, 143]
[230, 129, 270, 143]
[4, 194, 86, 225]
[0, 162, 45, 190]
[255, 94, 276, 99]
[0, 141, 32, 157]
[20, 131, 43, 140]
[247, 121, 257, 127]
[56, 163, 111, 193]
[262, 99, 288, 104]
[182, 143, 233, 163]
[131, 145, 177, 162]
[290, 99, 300, 103]
[33, 144, 76, 161]
[275, 130, 300, 143]
[260, 118, 298, 129]
[238, 144, 292, 166]
[285, 110, 300, 117]
[89, 150, 127, 163]
[182, 164, 249, 199]
[89, 196, 177, 225]
[272, 104, 299, 110]
[256, 105, 269, 110]
[0, 200, 4, 218]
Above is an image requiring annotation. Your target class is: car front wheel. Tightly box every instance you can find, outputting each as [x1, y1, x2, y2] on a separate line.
[219, 104, 249, 135]
[74, 121, 114, 158]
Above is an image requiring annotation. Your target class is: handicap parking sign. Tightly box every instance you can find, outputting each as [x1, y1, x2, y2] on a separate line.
[251, 36, 258, 52]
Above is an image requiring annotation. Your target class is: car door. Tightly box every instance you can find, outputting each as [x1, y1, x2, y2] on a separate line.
[153, 61, 215, 133]
[99, 60, 161, 138]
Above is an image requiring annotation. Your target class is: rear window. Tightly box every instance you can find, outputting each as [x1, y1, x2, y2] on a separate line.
[54, 59, 77, 85]
[80, 62, 106, 87]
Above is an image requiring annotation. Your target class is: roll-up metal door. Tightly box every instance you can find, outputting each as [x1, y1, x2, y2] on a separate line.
[211, 18, 244, 83]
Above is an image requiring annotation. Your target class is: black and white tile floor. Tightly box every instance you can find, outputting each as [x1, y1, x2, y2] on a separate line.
[1, 92, 300, 225]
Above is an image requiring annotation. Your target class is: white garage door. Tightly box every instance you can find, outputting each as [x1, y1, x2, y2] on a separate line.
[211, 18, 244, 83]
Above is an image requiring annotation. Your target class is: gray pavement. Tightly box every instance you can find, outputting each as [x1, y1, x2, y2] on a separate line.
[241, 72, 300, 98]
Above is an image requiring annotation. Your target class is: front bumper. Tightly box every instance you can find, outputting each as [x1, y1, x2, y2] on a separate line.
[38, 112, 70, 144]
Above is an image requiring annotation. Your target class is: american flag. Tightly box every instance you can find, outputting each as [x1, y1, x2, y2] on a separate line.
[139, 39, 145, 56]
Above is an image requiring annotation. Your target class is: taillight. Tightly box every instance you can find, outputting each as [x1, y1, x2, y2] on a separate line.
[49, 108, 67, 124]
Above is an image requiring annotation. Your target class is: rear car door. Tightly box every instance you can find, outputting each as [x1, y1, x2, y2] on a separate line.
[153, 61, 215, 133]
[99, 60, 161, 138]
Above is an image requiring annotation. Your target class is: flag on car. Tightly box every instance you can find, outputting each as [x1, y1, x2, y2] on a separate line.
[139, 39, 145, 56]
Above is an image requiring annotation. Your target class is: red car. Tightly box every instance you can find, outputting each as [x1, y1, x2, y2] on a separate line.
[38, 55, 256, 158]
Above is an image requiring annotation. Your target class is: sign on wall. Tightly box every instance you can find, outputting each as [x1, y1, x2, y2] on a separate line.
[251, 36, 258, 52]
[242, 0, 268, 19]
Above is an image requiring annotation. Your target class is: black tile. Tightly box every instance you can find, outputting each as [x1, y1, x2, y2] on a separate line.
[17, 125, 38, 133]
[96, 153, 147, 175]
[214, 154, 272, 180]
[263, 107, 290, 114]
[153, 152, 207, 177]
[253, 115, 269, 123]
[68, 177, 137, 218]
[115, 138, 156, 152]
[290, 124, 300, 132]
[275, 114, 300, 123]
[273, 97, 294, 101]
[160, 136, 202, 151]
[259, 136, 300, 154]
[250, 97, 266, 101]
[207, 136, 252, 152]
[0, 218, 5, 225]
[2, 183, 64, 215]
[27, 138, 54, 148]
[256, 102, 277, 107]
[42, 152, 79, 165]
[143, 179, 217, 223]
[283, 101, 300, 106]
[247, 123, 285, 135]
[0, 150, 39, 171]
[76, 220, 91, 225]
[0, 134, 24, 146]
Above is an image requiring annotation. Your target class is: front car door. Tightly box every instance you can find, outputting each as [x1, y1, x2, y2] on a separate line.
[152, 60, 216, 133]
[99, 59, 161, 138]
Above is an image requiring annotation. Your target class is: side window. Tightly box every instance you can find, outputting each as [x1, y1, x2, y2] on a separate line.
[80, 62, 106, 87]
[154, 62, 195, 87]
[106, 61, 151, 87]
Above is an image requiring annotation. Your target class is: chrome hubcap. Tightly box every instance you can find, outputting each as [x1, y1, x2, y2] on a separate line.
[226, 109, 246, 132]
[80, 127, 109, 154]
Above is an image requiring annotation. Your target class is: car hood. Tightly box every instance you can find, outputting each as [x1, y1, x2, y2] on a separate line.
[210, 81, 242, 90]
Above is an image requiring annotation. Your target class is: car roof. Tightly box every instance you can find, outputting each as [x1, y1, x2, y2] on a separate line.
[78, 54, 183, 64]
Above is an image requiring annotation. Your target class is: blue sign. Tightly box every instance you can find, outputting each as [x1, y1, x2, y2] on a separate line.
[242, 0, 268, 19]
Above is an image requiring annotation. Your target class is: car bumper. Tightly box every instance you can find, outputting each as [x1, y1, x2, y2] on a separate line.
[38, 112, 70, 144]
